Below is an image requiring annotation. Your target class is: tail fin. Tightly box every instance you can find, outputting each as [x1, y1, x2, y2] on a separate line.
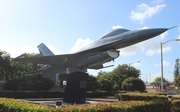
[37, 43, 54, 56]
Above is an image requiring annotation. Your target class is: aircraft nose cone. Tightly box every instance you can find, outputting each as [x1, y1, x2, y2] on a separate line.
[148, 28, 168, 35]
[138, 28, 168, 40]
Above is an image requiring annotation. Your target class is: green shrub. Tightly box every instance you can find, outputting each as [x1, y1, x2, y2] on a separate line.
[172, 96, 180, 100]
[0, 98, 56, 112]
[0, 98, 173, 112]
[60, 100, 171, 112]
[0, 91, 126, 99]
[171, 100, 180, 112]
[119, 93, 167, 101]
[3, 78, 19, 91]
[122, 77, 145, 91]
[0, 91, 64, 98]
[86, 91, 126, 98]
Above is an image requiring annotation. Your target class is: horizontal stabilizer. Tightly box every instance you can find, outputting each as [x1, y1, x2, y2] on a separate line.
[103, 65, 114, 68]
[12, 53, 75, 65]
[11, 54, 24, 61]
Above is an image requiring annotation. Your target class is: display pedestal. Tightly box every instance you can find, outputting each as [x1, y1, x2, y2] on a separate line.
[63, 72, 88, 104]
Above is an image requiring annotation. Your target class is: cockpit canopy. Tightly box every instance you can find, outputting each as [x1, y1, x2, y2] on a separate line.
[99, 28, 129, 39]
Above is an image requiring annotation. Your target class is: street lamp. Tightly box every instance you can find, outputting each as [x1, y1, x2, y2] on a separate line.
[129, 61, 140, 67]
[141, 74, 147, 83]
[160, 39, 180, 92]
[129, 61, 140, 76]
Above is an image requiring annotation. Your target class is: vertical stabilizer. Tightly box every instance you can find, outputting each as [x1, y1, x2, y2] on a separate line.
[37, 43, 54, 56]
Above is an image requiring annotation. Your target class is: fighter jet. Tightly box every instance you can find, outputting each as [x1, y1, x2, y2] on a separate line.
[13, 27, 173, 79]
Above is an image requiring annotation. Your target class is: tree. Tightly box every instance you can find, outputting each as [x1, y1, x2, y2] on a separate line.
[10, 53, 43, 79]
[97, 64, 141, 90]
[122, 77, 145, 91]
[97, 72, 115, 91]
[174, 58, 180, 79]
[3, 78, 19, 91]
[0, 50, 13, 80]
[151, 77, 169, 85]
[174, 75, 180, 87]
[2, 52, 54, 91]
[11, 53, 42, 73]
[87, 75, 99, 91]
[97, 70, 107, 78]
[111, 64, 140, 89]
[3, 74, 54, 91]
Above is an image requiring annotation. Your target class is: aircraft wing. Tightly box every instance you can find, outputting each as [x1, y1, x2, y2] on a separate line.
[12, 54, 76, 65]
[12, 38, 123, 66]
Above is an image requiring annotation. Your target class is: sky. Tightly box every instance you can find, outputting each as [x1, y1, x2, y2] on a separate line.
[0, 0, 180, 82]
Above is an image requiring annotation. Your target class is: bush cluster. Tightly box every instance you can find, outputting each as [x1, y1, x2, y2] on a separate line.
[118, 93, 180, 112]
[86, 91, 126, 98]
[0, 91, 64, 98]
[0, 91, 125, 99]
[119, 93, 167, 101]
[1, 92, 180, 112]
[0, 98, 172, 112]
[171, 100, 180, 112]
[0, 98, 56, 112]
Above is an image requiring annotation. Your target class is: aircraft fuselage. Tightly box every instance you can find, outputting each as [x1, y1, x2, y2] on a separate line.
[13, 27, 170, 79]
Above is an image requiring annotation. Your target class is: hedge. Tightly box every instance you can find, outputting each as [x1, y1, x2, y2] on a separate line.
[171, 100, 180, 112]
[0, 91, 64, 98]
[0, 98, 172, 112]
[119, 93, 167, 101]
[0, 98, 56, 112]
[0, 91, 125, 99]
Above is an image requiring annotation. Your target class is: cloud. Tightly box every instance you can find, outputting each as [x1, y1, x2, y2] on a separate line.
[159, 31, 168, 40]
[47, 45, 61, 55]
[163, 61, 170, 67]
[145, 31, 170, 56]
[130, 3, 166, 24]
[158, 46, 172, 53]
[152, 0, 164, 4]
[178, 35, 180, 39]
[146, 49, 157, 56]
[112, 25, 123, 29]
[71, 38, 94, 53]
[121, 44, 144, 56]
[0, 1, 16, 16]
[154, 72, 161, 79]
[146, 45, 171, 56]
[121, 38, 153, 56]
[154, 63, 160, 67]
[14, 46, 39, 57]
[177, 35, 180, 39]
[154, 60, 170, 67]
[9, 45, 61, 58]
[139, 26, 149, 29]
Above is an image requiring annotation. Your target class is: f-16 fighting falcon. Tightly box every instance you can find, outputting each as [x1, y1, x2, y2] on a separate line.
[13, 27, 174, 79]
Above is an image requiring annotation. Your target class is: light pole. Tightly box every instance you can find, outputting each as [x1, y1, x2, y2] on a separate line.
[129, 61, 140, 67]
[129, 61, 140, 76]
[160, 39, 180, 92]
[141, 74, 147, 83]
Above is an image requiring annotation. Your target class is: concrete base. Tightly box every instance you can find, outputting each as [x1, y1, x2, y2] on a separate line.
[63, 72, 88, 104]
